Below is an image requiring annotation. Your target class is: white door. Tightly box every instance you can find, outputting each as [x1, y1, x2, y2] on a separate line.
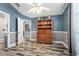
[18, 17, 23, 44]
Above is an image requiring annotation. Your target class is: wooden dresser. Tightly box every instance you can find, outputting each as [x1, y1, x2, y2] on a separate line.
[37, 19, 52, 44]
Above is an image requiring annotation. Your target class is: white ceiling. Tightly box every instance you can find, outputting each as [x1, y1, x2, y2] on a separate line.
[10, 3, 68, 18]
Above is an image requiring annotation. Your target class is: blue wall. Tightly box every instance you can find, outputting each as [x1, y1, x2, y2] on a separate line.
[31, 15, 63, 31]
[51, 15, 63, 31]
[62, 4, 70, 31]
[31, 17, 38, 31]
[0, 3, 31, 32]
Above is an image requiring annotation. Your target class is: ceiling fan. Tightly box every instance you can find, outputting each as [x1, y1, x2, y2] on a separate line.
[27, 3, 51, 14]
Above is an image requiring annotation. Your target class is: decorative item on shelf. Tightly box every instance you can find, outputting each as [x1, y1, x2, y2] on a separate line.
[39, 16, 48, 20]
[3, 29, 5, 31]
[48, 16, 51, 20]
[43, 22, 47, 24]
[38, 17, 41, 20]
[6, 24, 8, 28]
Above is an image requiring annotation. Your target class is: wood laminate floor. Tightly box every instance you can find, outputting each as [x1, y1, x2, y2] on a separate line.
[0, 39, 70, 56]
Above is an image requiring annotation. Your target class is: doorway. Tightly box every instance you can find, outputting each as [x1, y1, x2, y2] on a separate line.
[23, 20, 31, 41]
[0, 10, 10, 48]
[17, 17, 31, 45]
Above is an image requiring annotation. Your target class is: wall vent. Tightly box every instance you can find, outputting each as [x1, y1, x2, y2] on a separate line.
[15, 3, 21, 7]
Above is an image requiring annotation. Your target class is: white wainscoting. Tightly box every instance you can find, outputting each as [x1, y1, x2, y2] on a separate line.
[8, 32, 16, 48]
[31, 31, 68, 48]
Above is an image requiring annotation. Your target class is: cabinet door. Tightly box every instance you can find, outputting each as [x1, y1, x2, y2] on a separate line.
[37, 34, 46, 42]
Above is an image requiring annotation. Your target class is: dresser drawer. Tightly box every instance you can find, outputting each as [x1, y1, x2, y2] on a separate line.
[45, 30, 52, 34]
[37, 30, 46, 34]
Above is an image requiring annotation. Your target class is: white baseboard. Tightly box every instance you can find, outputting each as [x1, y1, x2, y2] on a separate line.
[30, 39, 36, 41]
[53, 41, 68, 49]
[30, 39, 68, 49]
[8, 43, 16, 48]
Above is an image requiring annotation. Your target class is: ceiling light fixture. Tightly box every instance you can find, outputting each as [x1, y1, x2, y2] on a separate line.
[27, 3, 51, 15]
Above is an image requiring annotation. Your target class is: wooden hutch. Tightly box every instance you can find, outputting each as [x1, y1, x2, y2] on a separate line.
[37, 18, 53, 44]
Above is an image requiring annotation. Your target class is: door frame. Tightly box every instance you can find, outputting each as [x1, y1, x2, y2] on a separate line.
[23, 19, 32, 40]
[17, 17, 24, 44]
[17, 17, 32, 44]
[0, 10, 10, 48]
